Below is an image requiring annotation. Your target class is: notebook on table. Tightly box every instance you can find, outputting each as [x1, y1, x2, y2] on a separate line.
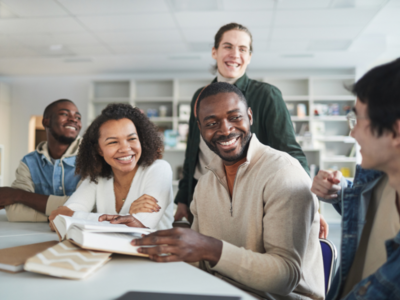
[24, 240, 111, 280]
[0, 241, 58, 273]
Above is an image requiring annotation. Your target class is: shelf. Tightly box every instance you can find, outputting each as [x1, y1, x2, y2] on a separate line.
[135, 97, 173, 102]
[313, 116, 347, 121]
[322, 156, 357, 163]
[313, 95, 356, 101]
[315, 136, 355, 143]
[149, 117, 174, 122]
[291, 116, 310, 121]
[177, 98, 193, 102]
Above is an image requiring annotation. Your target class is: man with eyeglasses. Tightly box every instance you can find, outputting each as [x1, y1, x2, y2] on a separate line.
[311, 58, 400, 300]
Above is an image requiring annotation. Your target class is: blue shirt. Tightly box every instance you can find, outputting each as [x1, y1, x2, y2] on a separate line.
[327, 165, 400, 300]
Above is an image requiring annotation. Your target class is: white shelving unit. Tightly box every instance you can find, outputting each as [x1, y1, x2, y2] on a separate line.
[89, 76, 357, 217]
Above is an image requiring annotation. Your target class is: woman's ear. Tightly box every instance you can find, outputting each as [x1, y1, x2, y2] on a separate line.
[97, 145, 104, 157]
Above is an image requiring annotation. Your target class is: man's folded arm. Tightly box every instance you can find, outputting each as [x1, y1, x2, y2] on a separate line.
[5, 161, 70, 222]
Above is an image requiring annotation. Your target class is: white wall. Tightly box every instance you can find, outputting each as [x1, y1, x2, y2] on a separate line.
[0, 83, 11, 186]
[6, 77, 90, 184]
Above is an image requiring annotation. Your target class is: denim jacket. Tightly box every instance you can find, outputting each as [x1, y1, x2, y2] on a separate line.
[21, 138, 81, 197]
[326, 165, 400, 300]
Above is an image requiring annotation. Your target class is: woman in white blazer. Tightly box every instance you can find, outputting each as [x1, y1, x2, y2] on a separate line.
[49, 103, 174, 230]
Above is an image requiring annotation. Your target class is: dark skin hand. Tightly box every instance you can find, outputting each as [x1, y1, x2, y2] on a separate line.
[98, 214, 147, 228]
[132, 228, 222, 266]
[0, 187, 48, 213]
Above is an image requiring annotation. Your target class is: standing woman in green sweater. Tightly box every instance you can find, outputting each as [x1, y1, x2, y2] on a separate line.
[175, 23, 327, 237]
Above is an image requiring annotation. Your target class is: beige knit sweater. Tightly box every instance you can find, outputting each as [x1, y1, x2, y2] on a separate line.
[190, 134, 324, 300]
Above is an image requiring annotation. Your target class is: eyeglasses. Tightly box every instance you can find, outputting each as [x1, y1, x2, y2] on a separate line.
[346, 111, 368, 130]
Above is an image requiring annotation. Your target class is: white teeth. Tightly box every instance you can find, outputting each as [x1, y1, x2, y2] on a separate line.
[226, 63, 239, 67]
[116, 155, 133, 161]
[219, 138, 236, 146]
[65, 126, 76, 130]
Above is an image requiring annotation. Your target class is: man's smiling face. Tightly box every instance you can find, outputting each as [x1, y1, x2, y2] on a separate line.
[47, 101, 82, 144]
[197, 92, 253, 165]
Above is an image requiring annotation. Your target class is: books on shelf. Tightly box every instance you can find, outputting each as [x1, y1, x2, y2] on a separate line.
[52, 215, 155, 256]
[24, 240, 111, 280]
[0, 241, 58, 273]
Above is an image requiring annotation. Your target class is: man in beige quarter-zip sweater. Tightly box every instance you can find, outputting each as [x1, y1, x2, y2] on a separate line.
[100, 82, 324, 300]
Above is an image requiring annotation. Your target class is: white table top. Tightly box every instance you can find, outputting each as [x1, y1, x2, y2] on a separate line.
[0, 210, 254, 300]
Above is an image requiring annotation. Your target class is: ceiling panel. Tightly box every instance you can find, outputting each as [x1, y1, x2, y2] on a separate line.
[0, 46, 39, 57]
[95, 30, 182, 44]
[68, 45, 112, 55]
[274, 9, 378, 27]
[110, 42, 188, 54]
[1, 0, 68, 17]
[269, 39, 309, 52]
[174, 11, 273, 29]
[272, 26, 364, 40]
[11, 32, 101, 47]
[277, 0, 331, 9]
[58, 0, 169, 15]
[0, 17, 85, 33]
[77, 13, 176, 31]
[221, 0, 274, 10]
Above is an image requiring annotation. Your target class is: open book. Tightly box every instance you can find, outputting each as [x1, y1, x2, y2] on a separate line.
[52, 215, 155, 256]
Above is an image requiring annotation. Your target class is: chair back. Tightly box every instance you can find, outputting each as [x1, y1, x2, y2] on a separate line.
[320, 239, 338, 295]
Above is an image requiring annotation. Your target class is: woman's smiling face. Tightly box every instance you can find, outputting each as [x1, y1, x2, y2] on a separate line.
[212, 30, 252, 79]
[97, 118, 142, 175]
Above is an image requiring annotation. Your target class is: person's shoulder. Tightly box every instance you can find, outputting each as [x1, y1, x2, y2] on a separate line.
[257, 143, 304, 172]
[21, 150, 42, 164]
[247, 78, 283, 97]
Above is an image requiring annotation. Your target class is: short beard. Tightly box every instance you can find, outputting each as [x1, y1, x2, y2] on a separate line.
[49, 126, 77, 145]
[203, 131, 252, 163]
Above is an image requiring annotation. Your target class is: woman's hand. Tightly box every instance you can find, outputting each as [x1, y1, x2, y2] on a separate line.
[129, 194, 160, 215]
[98, 214, 146, 228]
[48, 206, 74, 231]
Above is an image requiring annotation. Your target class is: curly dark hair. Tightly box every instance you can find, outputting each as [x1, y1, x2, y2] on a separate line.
[76, 103, 163, 183]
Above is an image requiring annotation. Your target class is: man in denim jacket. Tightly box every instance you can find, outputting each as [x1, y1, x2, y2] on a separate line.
[312, 58, 400, 299]
[0, 99, 82, 222]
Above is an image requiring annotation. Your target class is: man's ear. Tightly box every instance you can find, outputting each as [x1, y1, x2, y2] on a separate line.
[197, 120, 201, 131]
[211, 47, 217, 60]
[42, 117, 50, 128]
[247, 107, 253, 125]
[393, 120, 400, 148]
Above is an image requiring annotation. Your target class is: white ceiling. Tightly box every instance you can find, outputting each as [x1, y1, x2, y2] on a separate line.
[0, 0, 399, 75]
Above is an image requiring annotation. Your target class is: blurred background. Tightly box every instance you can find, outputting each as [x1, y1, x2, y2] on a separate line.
[0, 0, 399, 260]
